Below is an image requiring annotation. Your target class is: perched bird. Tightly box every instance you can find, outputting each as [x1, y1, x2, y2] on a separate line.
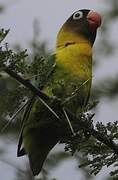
[17, 9, 101, 176]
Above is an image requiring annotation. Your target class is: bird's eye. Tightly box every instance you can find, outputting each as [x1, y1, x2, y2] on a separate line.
[73, 11, 83, 20]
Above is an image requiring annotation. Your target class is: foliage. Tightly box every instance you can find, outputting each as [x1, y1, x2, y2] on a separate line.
[0, 1, 118, 179]
[0, 26, 118, 180]
[78, 121, 118, 177]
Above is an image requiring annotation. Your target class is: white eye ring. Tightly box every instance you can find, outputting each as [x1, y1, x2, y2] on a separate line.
[73, 11, 83, 20]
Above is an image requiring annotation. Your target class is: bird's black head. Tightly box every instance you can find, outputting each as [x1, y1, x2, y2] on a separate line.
[63, 9, 101, 45]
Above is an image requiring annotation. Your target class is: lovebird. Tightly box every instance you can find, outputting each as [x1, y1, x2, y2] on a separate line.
[17, 9, 101, 176]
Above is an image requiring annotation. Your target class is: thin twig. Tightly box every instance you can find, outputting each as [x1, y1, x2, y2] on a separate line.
[1, 100, 30, 133]
[38, 97, 60, 120]
[63, 78, 91, 105]
[3, 66, 61, 122]
[3, 66, 49, 101]
[62, 108, 76, 136]
[2, 65, 118, 155]
[65, 108, 118, 155]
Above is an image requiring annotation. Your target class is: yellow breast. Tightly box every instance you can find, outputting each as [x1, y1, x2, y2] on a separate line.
[56, 43, 92, 79]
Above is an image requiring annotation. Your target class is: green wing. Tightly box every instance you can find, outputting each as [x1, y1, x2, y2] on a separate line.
[17, 97, 36, 156]
[17, 54, 56, 157]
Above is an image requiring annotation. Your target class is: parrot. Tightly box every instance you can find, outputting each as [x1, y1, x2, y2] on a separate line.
[17, 9, 101, 176]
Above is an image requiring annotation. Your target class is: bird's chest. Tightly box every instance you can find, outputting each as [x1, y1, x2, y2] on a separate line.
[56, 44, 92, 78]
[44, 45, 92, 111]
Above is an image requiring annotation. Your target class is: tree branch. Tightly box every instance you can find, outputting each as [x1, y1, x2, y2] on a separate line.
[2, 65, 118, 155]
[64, 110, 118, 155]
[3, 66, 49, 101]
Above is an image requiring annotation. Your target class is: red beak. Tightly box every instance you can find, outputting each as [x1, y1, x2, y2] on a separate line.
[87, 10, 102, 31]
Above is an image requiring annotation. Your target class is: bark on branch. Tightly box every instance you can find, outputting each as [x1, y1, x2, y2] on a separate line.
[2, 65, 118, 155]
[3, 66, 49, 101]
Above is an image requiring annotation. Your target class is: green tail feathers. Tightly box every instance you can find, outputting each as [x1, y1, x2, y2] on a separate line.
[17, 96, 62, 175]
